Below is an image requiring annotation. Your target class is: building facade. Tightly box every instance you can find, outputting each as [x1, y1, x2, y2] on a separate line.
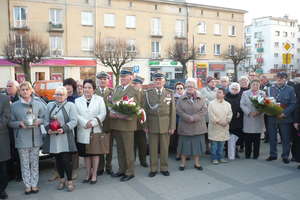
[245, 16, 300, 75]
[0, 0, 246, 86]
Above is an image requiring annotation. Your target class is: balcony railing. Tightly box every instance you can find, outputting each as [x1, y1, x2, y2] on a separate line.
[150, 31, 163, 38]
[50, 49, 63, 57]
[48, 22, 64, 32]
[12, 20, 29, 30]
[151, 52, 161, 59]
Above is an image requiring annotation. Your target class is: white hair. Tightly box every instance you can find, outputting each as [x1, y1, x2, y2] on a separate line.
[55, 86, 68, 96]
[229, 82, 241, 94]
[239, 76, 249, 83]
[220, 76, 230, 82]
[7, 80, 20, 88]
[185, 78, 198, 88]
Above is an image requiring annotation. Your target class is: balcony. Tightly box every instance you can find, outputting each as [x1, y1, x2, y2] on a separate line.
[150, 31, 163, 38]
[151, 52, 161, 59]
[257, 48, 264, 53]
[50, 49, 63, 57]
[12, 20, 29, 31]
[48, 22, 64, 32]
[175, 33, 186, 39]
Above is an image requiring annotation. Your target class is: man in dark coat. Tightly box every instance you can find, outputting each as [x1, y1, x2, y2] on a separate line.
[0, 94, 11, 199]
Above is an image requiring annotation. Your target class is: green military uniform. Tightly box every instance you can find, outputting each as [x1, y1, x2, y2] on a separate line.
[110, 84, 141, 176]
[144, 87, 176, 172]
[134, 88, 148, 166]
[96, 87, 114, 173]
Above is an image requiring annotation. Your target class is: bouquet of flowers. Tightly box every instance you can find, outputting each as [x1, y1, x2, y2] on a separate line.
[249, 95, 284, 117]
[110, 96, 146, 123]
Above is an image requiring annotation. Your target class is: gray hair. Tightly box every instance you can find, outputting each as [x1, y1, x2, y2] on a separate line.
[185, 78, 198, 88]
[229, 82, 241, 94]
[7, 80, 20, 88]
[220, 76, 230, 82]
[239, 76, 249, 83]
[55, 86, 68, 96]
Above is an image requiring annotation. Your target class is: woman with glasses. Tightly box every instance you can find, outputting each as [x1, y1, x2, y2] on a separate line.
[43, 86, 78, 191]
[176, 78, 207, 170]
[9, 82, 46, 195]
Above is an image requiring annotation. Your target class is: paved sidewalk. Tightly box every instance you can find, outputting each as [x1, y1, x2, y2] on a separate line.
[6, 143, 300, 200]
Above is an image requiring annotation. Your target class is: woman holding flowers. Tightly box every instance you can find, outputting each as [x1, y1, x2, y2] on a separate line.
[75, 79, 106, 184]
[240, 79, 265, 159]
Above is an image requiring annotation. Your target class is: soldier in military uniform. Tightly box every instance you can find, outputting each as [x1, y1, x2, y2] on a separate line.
[110, 70, 141, 182]
[144, 73, 176, 177]
[131, 76, 148, 168]
[95, 72, 114, 175]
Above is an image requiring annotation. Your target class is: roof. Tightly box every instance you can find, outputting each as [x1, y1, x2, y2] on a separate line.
[139, 0, 247, 14]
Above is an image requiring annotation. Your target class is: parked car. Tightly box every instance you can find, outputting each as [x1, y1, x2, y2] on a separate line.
[33, 80, 63, 102]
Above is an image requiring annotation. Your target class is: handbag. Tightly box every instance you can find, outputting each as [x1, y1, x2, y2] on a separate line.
[86, 117, 111, 155]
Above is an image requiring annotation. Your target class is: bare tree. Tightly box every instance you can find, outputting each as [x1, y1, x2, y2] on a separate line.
[223, 46, 249, 81]
[3, 33, 48, 83]
[167, 41, 196, 78]
[94, 39, 137, 86]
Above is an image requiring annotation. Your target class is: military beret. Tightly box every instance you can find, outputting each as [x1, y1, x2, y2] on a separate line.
[120, 69, 133, 76]
[132, 76, 144, 84]
[96, 71, 109, 79]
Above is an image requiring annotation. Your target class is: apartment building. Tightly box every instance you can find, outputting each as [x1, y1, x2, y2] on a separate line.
[0, 0, 246, 86]
[245, 16, 300, 75]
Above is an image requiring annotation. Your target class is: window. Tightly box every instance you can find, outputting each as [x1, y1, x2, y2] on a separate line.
[275, 31, 280, 36]
[199, 43, 206, 55]
[228, 45, 235, 56]
[283, 32, 288, 37]
[228, 25, 236, 36]
[81, 11, 93, 26]
[198, 22, 206, 34]
[15, 34, 25, 56]
[126, 15, 136, 29]
[179, 8, 182, 13]
[274, 64, 279, 68]
[175, 19, 185, 37]
[151, 18, 161, 35]
[214, 24, 221, 35]
[107, 0, 111, 6]
[274, 53, 279, 57]
[49, 9, 62, 25]
[50, 36, 63, 56]
[274, 42, 279, 47]
[214, 44, 221, 55]
[104, 38, 116, 51]
[104, 14, 115, 27]
[232, 14, 234, 19]
[81, 37, 94, 51]
[151, 41, 160, 58]
[217, 12, 219, 17]
[13, 7, 27, 27]
[129, 1, 133, 8]
[126, 40, 136, 52]
[254, 32, 262, 39]
[154, 4, 158, 10]
[201, 10, 204, 15]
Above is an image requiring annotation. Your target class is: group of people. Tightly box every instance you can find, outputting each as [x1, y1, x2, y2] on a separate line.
[0, 69, 300, 199]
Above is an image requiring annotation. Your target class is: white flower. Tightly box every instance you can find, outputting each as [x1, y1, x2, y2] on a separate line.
[257, 96, 265, 104]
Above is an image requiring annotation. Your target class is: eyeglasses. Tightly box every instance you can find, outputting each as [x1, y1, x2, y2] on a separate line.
[176, 87, 184, 90]
[54, 94, 63, 96]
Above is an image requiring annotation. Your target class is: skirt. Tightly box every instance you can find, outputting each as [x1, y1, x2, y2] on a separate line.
[177, 135, 205, 156]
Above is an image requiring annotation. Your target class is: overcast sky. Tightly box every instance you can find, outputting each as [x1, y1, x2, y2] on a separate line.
[188, 0, 300, 25]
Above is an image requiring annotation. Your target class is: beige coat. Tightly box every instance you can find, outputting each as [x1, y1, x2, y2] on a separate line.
[208, 99, 233, 141]
[176, 92, 207, 136]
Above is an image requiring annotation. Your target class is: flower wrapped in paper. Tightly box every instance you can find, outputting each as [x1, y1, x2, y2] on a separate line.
[249, 95, 284, 117]
[110, 95, 146, 123]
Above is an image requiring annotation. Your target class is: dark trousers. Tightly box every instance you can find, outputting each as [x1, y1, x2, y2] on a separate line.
[268, 122, 291, 159]
[55, 152, 73, 181]
[134, 130, 147, 164]
[244, 133, 261, 158]
[264, 115, 269, 141]
[0, 161, 8, 193]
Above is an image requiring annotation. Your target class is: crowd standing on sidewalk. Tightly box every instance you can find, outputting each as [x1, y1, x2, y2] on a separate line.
[1, 70, 300, 199]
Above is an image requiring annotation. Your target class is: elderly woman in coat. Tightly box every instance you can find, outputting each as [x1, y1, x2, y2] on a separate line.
[176, 78, 207, 171]
[43, 86, 77, 191]
[75, 79, 106, 184]
[0, 94, 11, 199]
[9, 81, 46, 195]
[240, 79, 265, 159]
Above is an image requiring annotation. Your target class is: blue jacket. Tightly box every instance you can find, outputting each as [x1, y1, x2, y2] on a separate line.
[268, 84, 296, 123]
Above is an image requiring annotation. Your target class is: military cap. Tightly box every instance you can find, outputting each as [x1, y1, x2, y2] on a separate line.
[96, 71, 109, 79]
[120, 69, 133, 76]
[132, 76, 144, 84]
[276, 71, 288, 79]
[153, 72, 165, 79]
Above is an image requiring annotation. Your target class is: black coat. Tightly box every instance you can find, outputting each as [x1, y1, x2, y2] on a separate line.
[225, 92, 243, 136]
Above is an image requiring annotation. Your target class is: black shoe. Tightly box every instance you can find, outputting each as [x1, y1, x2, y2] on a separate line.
[31, 189, 39, 194]
[24, 190, 31, 195]
[205, 150, 211, 155]
[111, 172, 125, 178]
[148, 172, 157, 178]
[266, 156, 277, 161]
[106, 169, 112, 175]
[97, 170, 104, 176]
[194, 165, 203, 171]
[141, 162, 149, 168]
[282, 158, 290, 164]
[186, 157, 191, 161]
[0, 191, 8, 199]
[179, 166, 185, 171]
[161, 171, 170, 176]
[120, 175, 134, 182]
[90, 179, 97, 184]
[82, 178, 91, 183]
